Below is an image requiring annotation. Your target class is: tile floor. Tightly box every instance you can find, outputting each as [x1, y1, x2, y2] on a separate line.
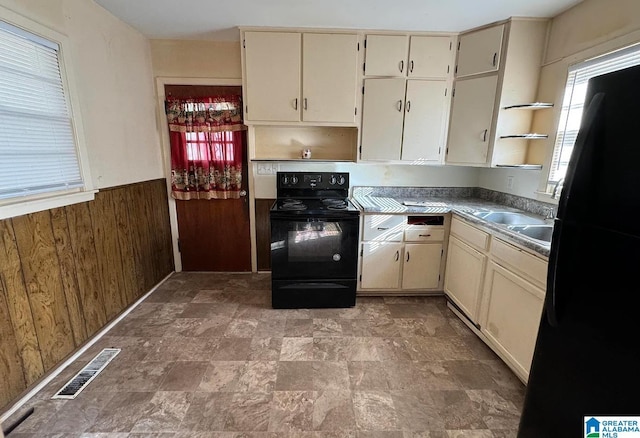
[6, 272, 525, 437]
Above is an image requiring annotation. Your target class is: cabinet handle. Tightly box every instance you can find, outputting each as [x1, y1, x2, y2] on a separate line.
[410, 60, 414, 73]
[399, 60, 404, 73]
[377, 227, 389, 231]
[492, 52, 497, 67]
[406, 101, 411, 112]
[397, 100, 403, 112]
[406, 252, 410, 262]
[481, 129, 488, 142]
[395, 250, 399, 262]
[418, 234, 431, 237]
[304, 98, 308, 110]
[293, 98, 298, 110]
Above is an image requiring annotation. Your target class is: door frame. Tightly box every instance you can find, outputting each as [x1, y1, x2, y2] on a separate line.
[155, 77, 257, 272]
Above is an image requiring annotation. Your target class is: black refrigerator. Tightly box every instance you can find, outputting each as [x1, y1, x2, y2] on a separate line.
[518, 65, 640, 437]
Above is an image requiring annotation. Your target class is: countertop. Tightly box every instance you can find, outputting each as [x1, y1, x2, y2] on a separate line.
[351, 187, 554, 258]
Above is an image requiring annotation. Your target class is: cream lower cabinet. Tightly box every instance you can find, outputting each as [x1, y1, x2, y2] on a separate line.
[360, 242, 402, 289]
[359, 214, 447, 293]
[443, 235, 486, 324]
[480, 261, 545, 381]
[402, 243, 443, 289]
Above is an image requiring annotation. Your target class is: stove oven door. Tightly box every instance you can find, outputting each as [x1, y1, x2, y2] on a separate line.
[270, 213, 359, 280]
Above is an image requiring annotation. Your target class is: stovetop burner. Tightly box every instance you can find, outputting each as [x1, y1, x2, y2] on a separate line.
[280, 199, 307, 211]
[323, 199, 348, 210]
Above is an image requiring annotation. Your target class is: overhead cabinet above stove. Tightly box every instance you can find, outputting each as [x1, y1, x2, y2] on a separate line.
[241, 30, 360, 125]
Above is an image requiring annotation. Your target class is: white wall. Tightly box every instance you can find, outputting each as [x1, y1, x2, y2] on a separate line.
[253, 162, 479, 198]
[0, 0, 164, 189]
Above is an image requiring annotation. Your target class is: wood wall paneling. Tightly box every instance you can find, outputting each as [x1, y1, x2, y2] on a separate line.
[65, 201, 108, 337]
[0, 278, 25, 408]
[11, 211, 76, 371]
[50, 207, 88, 347]
[0, 220, 44, 385]
[89, 190, 127, 320]
[255, 199, 274, 271]
[0, 179, 174, 411]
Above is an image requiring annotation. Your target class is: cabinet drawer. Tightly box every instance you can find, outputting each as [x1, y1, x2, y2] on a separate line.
[491, 237, 548, 288]
[451, 217, 490, 251]
[404, 227, 445, 242]
[363, 215, 405, 241]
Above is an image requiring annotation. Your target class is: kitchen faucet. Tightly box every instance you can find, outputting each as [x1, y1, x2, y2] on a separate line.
[552, 178, 565, 199]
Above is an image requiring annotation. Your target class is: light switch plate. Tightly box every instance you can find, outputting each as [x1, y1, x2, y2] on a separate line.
[257, 163, 273, 175]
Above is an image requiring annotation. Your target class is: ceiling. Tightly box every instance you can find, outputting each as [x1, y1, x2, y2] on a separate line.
[93, 0, 583, 41]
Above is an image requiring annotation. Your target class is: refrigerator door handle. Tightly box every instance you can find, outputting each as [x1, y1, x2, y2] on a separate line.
[545, 219, 562, 326]
[557, 92, 605, 217]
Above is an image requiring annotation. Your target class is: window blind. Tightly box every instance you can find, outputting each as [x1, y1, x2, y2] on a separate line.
[548, 44, 640, 185]
[0, 20, 83, 202]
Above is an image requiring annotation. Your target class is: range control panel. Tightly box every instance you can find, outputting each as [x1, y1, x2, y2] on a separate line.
[277, 172, 349, 189]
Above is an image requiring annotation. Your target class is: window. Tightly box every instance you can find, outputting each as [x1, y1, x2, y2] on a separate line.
[0, 19, 87, 204]
[547, 44, 640, 191]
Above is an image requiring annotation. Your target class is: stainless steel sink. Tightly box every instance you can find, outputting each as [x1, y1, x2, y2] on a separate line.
[507, 224, 554, 243]
[472, 211, 547, 225]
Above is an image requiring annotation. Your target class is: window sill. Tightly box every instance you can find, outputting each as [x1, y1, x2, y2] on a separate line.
[0, 190, 98, 220]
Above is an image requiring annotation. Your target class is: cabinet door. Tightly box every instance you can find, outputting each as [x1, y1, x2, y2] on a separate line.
[244, 32, 301, 122]
[360, 78, 406, 160]
[480, 261, 545, 380]
[302, 33, 358, 123]
[444, 235, 486, 323]
[446, 75, 498, 165]
[402, 80, 447, 162]
[361, 242, 402, 289]
[456, 25, 504, 77]
[402, 243, 442, 290]
[364, 35, 409, 76]
[408, 36, 453, 78]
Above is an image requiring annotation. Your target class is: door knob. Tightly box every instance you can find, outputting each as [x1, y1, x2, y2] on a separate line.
[239, 190, 247, 197]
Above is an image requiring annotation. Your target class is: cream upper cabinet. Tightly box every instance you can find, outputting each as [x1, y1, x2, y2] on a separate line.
[364, 34, 409, 76]
[361, 78, 448, 162]
[480, 261, 545, 380]
[455, 25, 504, 77]
[402, 80, 448, 161]
[243, 31, 301, 122]
[243, 31, 359, 124]
[360, 78, 406, 160]
[446, 75, 498, 165]
[446, 19, 549, 167]
[302, 33, 359, 123]
[402, 243, 443, 289]
[408, 35, 453, 78]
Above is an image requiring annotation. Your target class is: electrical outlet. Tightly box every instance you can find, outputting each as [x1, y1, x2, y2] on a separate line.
[257, 163, 272, 175]
[507, 175, 515, 190]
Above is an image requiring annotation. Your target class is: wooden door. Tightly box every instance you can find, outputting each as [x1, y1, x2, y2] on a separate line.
[408, 36, 453, 78]
[446, 75, 498, 165]
[166, 85, 251, 272]
[302, 33, 359, 123]
[364, 34, 409, 76]
[402, 80, 448, 162]
[360, 78, 406, 160]
[243, 31, 301, 122]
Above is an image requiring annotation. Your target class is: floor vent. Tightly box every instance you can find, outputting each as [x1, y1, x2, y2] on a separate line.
[51, 348, 120, 400]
